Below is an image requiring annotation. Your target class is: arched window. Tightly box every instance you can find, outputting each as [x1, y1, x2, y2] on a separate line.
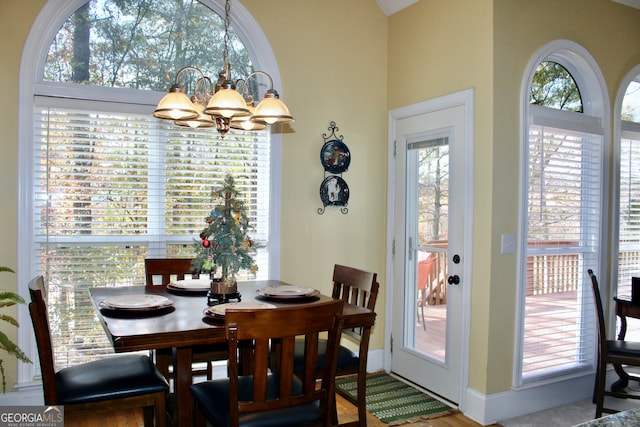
[529, 61, 583, 112]
[18, 0, 281, 378]
[614, 67, 640, 334]
[517, 40, 608, 384]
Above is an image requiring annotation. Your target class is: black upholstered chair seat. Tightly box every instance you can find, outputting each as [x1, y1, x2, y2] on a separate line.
[190, 373, 320, 427]
[293, 339, 359, 372]
[606, 339, 640, 358]
[56, 354, 169, 405]
[29, 275, 168, 426]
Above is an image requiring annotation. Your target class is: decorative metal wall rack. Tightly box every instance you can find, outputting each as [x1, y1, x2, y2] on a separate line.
[318, 121, 349, 214]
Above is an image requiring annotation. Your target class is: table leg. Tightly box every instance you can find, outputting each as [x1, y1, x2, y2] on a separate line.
[174, 347, 194, 427]
[155, 348, 172, 381]
[612, 314, 634, 392]
[612, 363, 630, 392]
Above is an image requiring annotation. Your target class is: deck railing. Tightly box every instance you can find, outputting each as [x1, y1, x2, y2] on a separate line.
[422, 240, 607, 304]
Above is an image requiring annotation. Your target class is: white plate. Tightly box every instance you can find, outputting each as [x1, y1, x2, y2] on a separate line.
[100, 294, 173, 310]
[170, 278, 210, 289]
[206, 301, 276, 317]
[258, 285, 316, 297]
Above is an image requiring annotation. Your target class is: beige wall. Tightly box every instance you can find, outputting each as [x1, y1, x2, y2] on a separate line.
[487, 0, 640, 395]
[3, 0, 640, 400]
[389, 0, 640, 396]
[388, 0, 497, 393]
[242, 0, 389, 340]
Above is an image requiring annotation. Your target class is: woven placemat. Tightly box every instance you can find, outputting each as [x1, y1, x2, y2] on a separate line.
[336, 372, 457, 425]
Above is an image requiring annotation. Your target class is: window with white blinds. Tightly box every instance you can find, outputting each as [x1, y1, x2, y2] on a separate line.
[521, 122, 602, 380]
[618, 126, 640, 296]
[615, 76, 640, 341]
[33, 96, 270, 368]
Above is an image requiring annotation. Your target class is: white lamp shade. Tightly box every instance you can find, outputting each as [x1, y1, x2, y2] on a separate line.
[204, 88, 251, 118]
[174, 100, 215, 128]
[253, 93, 294, 125]
[230, 104, 267, 131]
[153, 90, 198, 121]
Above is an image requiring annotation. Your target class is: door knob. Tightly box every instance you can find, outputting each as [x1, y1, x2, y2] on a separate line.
[448, 275, 460, 285]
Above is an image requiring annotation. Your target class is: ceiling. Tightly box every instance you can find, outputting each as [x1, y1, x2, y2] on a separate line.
[376, 0, 640, 16]
[611, 0, 640, 8]
[375, 0, 418, 16]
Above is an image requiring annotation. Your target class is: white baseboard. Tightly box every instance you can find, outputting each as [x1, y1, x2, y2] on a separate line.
[366, 349, 384, 372]
[462, 372, 595, 425]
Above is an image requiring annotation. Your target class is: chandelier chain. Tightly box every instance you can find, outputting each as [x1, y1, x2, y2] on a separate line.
[223, 0, 231, 73]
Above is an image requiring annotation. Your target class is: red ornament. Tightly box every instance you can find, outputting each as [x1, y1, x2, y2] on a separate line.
[199, 232, 206, 240]
[202, 239, 211, 248]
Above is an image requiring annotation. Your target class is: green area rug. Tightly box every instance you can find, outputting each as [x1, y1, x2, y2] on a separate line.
[335, 372, 456, 425]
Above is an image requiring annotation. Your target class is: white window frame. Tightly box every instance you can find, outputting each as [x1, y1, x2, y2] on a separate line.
[514, 39, 610, 387]
[16, 0, 283, 388]
[612, 65, 640, 306]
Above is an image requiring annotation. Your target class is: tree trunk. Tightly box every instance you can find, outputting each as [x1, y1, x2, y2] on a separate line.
[72, 2, 90, 83]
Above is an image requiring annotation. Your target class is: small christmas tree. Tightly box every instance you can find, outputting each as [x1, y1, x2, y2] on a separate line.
[193, 174, 258, 289]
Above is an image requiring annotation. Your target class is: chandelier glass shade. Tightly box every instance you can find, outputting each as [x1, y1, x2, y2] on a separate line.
[153, 0, 293, 137]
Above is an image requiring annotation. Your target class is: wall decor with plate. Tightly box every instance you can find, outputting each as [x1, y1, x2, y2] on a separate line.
[318, 121, 349, 214]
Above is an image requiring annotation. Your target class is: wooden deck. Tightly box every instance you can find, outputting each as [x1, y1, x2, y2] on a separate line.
[413, 290, 639, 374]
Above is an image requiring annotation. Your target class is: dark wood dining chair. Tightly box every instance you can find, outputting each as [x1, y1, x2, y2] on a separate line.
[28, 276, 169, 426]
[289, 264, 378, 427]
[588, 269, 640, 418]
[144, 258, 228, 381]
[190, 299, 345, 427]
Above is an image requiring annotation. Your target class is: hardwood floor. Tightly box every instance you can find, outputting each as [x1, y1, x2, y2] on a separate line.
[64, 393, 502, 426]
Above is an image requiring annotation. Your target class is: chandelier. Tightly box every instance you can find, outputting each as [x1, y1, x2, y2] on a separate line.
[153, 0, 294, 137]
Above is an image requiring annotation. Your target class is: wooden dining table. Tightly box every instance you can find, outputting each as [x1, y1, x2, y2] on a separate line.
[89, 279, 376, 427]
[611, 295, 640, 392]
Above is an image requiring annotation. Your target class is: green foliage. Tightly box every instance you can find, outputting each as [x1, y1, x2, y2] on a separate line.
[0, 267, 31, 393]
[44, 0, 254, 93]
[193, 175, 258, 285]
[530, 61, 582, 112]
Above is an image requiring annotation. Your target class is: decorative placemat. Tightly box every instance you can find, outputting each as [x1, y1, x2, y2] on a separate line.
[335, 372, 456, 425]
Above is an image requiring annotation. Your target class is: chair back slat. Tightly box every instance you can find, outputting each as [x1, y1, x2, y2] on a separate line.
[28, 276, 58, 404]
[225, 300, 343, 426]
[331, 264, 378, 340]
[144, 258, 197, 287]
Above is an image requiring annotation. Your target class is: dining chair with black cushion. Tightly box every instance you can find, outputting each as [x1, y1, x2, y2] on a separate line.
[588, 269, 640, 418]
[145, 258, 229, 381]
[292, 264, 379, 427]
[190, 299, 344, 427]
[28, 276, 169, 427]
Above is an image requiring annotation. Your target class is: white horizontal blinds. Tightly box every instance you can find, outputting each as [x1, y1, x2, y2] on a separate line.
[523, 124, 602, 379]
[159, 126, 270, 280]
[33, 96, 269, 368]
[33, 100, 153, 366]
[617, 126, 640, 298]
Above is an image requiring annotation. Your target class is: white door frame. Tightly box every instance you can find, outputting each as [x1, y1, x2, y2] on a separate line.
[384, 88, 474, 409]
